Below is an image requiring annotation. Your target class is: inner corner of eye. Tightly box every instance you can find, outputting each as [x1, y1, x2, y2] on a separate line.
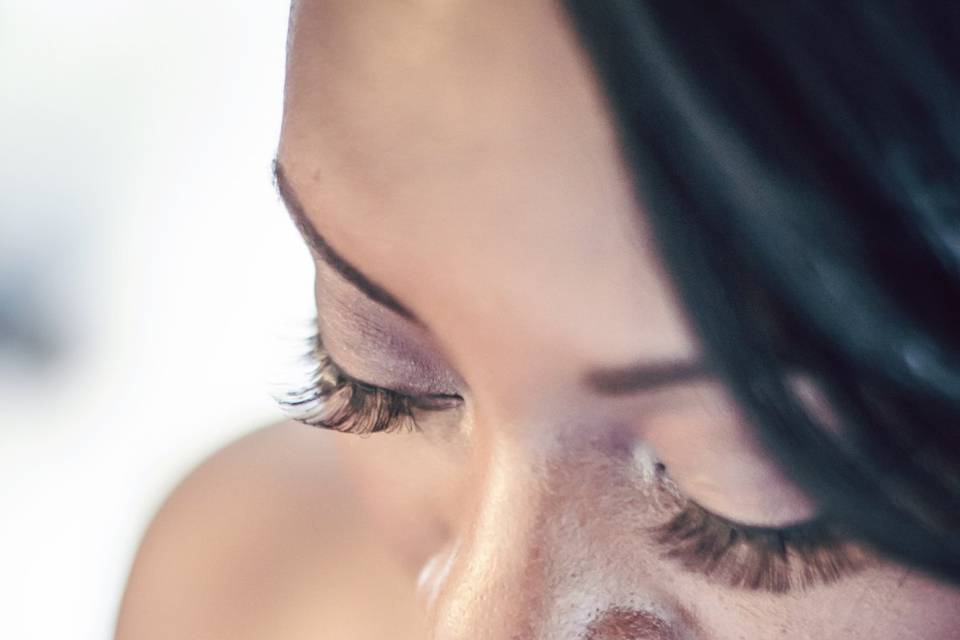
[630, 441, 667, 475]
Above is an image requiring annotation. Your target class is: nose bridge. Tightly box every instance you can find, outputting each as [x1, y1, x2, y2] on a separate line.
[426, 426, 690, 640]
[428, 434, 549, 639]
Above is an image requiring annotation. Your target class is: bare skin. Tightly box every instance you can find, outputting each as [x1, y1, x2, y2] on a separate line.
[118, 1, 960, 638]
[116, 421, 432, 639]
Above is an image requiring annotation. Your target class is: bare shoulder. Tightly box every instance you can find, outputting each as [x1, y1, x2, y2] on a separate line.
[115, 421, 426, 640]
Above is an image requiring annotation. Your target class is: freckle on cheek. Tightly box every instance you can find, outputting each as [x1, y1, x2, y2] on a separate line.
[584, 607, 679, 640]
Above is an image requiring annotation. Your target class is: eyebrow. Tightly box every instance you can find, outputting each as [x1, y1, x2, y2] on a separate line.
[272, 159, 709, 398]
[273, 159, 420, 323]
[583, 360, 713, 396]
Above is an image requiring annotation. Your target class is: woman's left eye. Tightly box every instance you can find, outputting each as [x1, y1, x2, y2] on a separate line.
[279, 332, 462, 435]
[651, 467, 869, 594]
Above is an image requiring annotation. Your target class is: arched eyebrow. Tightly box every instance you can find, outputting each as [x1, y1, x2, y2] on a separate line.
[273, 159, 421, 324]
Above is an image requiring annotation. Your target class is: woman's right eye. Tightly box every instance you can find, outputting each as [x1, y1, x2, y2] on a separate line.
[279, 332, 462, 435]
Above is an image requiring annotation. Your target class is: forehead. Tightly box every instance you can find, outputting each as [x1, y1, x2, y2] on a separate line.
[278, 0, 694, 390]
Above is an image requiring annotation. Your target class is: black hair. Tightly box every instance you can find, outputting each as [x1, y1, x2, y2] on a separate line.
[561, 1, 960, 584]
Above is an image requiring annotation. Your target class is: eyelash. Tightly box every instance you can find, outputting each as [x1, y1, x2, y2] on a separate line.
[653, 477, 867, 593]
[279, 332, 461, 435]
[279, 332, 863, 593]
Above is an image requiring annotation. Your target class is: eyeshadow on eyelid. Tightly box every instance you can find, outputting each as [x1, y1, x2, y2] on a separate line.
[322, 334, 461, 396]
[313, 259, 463, 394]
[316, 305, 460, 397]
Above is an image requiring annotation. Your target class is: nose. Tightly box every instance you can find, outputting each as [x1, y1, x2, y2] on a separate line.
[423, 428, 696, 640]
[584, 608, 683, 640]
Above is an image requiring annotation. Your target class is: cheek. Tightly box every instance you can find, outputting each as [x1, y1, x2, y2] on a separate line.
[686, 563, 960, 640]
[875, 571, 960, 639]
[333, 431, 465, 574]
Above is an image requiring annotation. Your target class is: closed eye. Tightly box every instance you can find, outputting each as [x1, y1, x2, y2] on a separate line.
[278, 330, 462, 435]
[652, 466, 869, 594]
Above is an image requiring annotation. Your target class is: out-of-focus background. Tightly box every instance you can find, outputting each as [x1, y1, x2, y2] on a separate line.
[0, 3, 313, 638]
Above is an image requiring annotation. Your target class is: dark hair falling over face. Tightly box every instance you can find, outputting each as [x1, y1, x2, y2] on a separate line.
[560, 1, 960, 584]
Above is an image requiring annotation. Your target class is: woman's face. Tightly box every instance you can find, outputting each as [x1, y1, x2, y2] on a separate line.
[276, 1, 960, 638]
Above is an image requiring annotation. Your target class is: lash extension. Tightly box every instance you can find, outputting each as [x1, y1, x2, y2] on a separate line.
[279, 332, 420, 435]
[279, 331, 460, 435]
[653, 500, 869, 593]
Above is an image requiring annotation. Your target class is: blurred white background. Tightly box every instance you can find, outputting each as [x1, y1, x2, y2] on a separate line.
[0, 2, 314, 638]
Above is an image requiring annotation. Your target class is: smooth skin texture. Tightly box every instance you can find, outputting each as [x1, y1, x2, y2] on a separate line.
[118, 1, 960, 638]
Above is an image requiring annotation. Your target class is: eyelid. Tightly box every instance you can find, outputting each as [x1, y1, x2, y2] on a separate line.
[317, 298, 464, 397]
[337, 363, 464, 405]
[681, 498, 827, 539]
[278, 329, 463, 435]
[652, 468, 869, 593]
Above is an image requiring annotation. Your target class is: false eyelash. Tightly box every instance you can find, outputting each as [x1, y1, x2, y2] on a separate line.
[278, 332, 457, 435]
[279, 332, 417, 434]
[653, 499, 868, 593]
